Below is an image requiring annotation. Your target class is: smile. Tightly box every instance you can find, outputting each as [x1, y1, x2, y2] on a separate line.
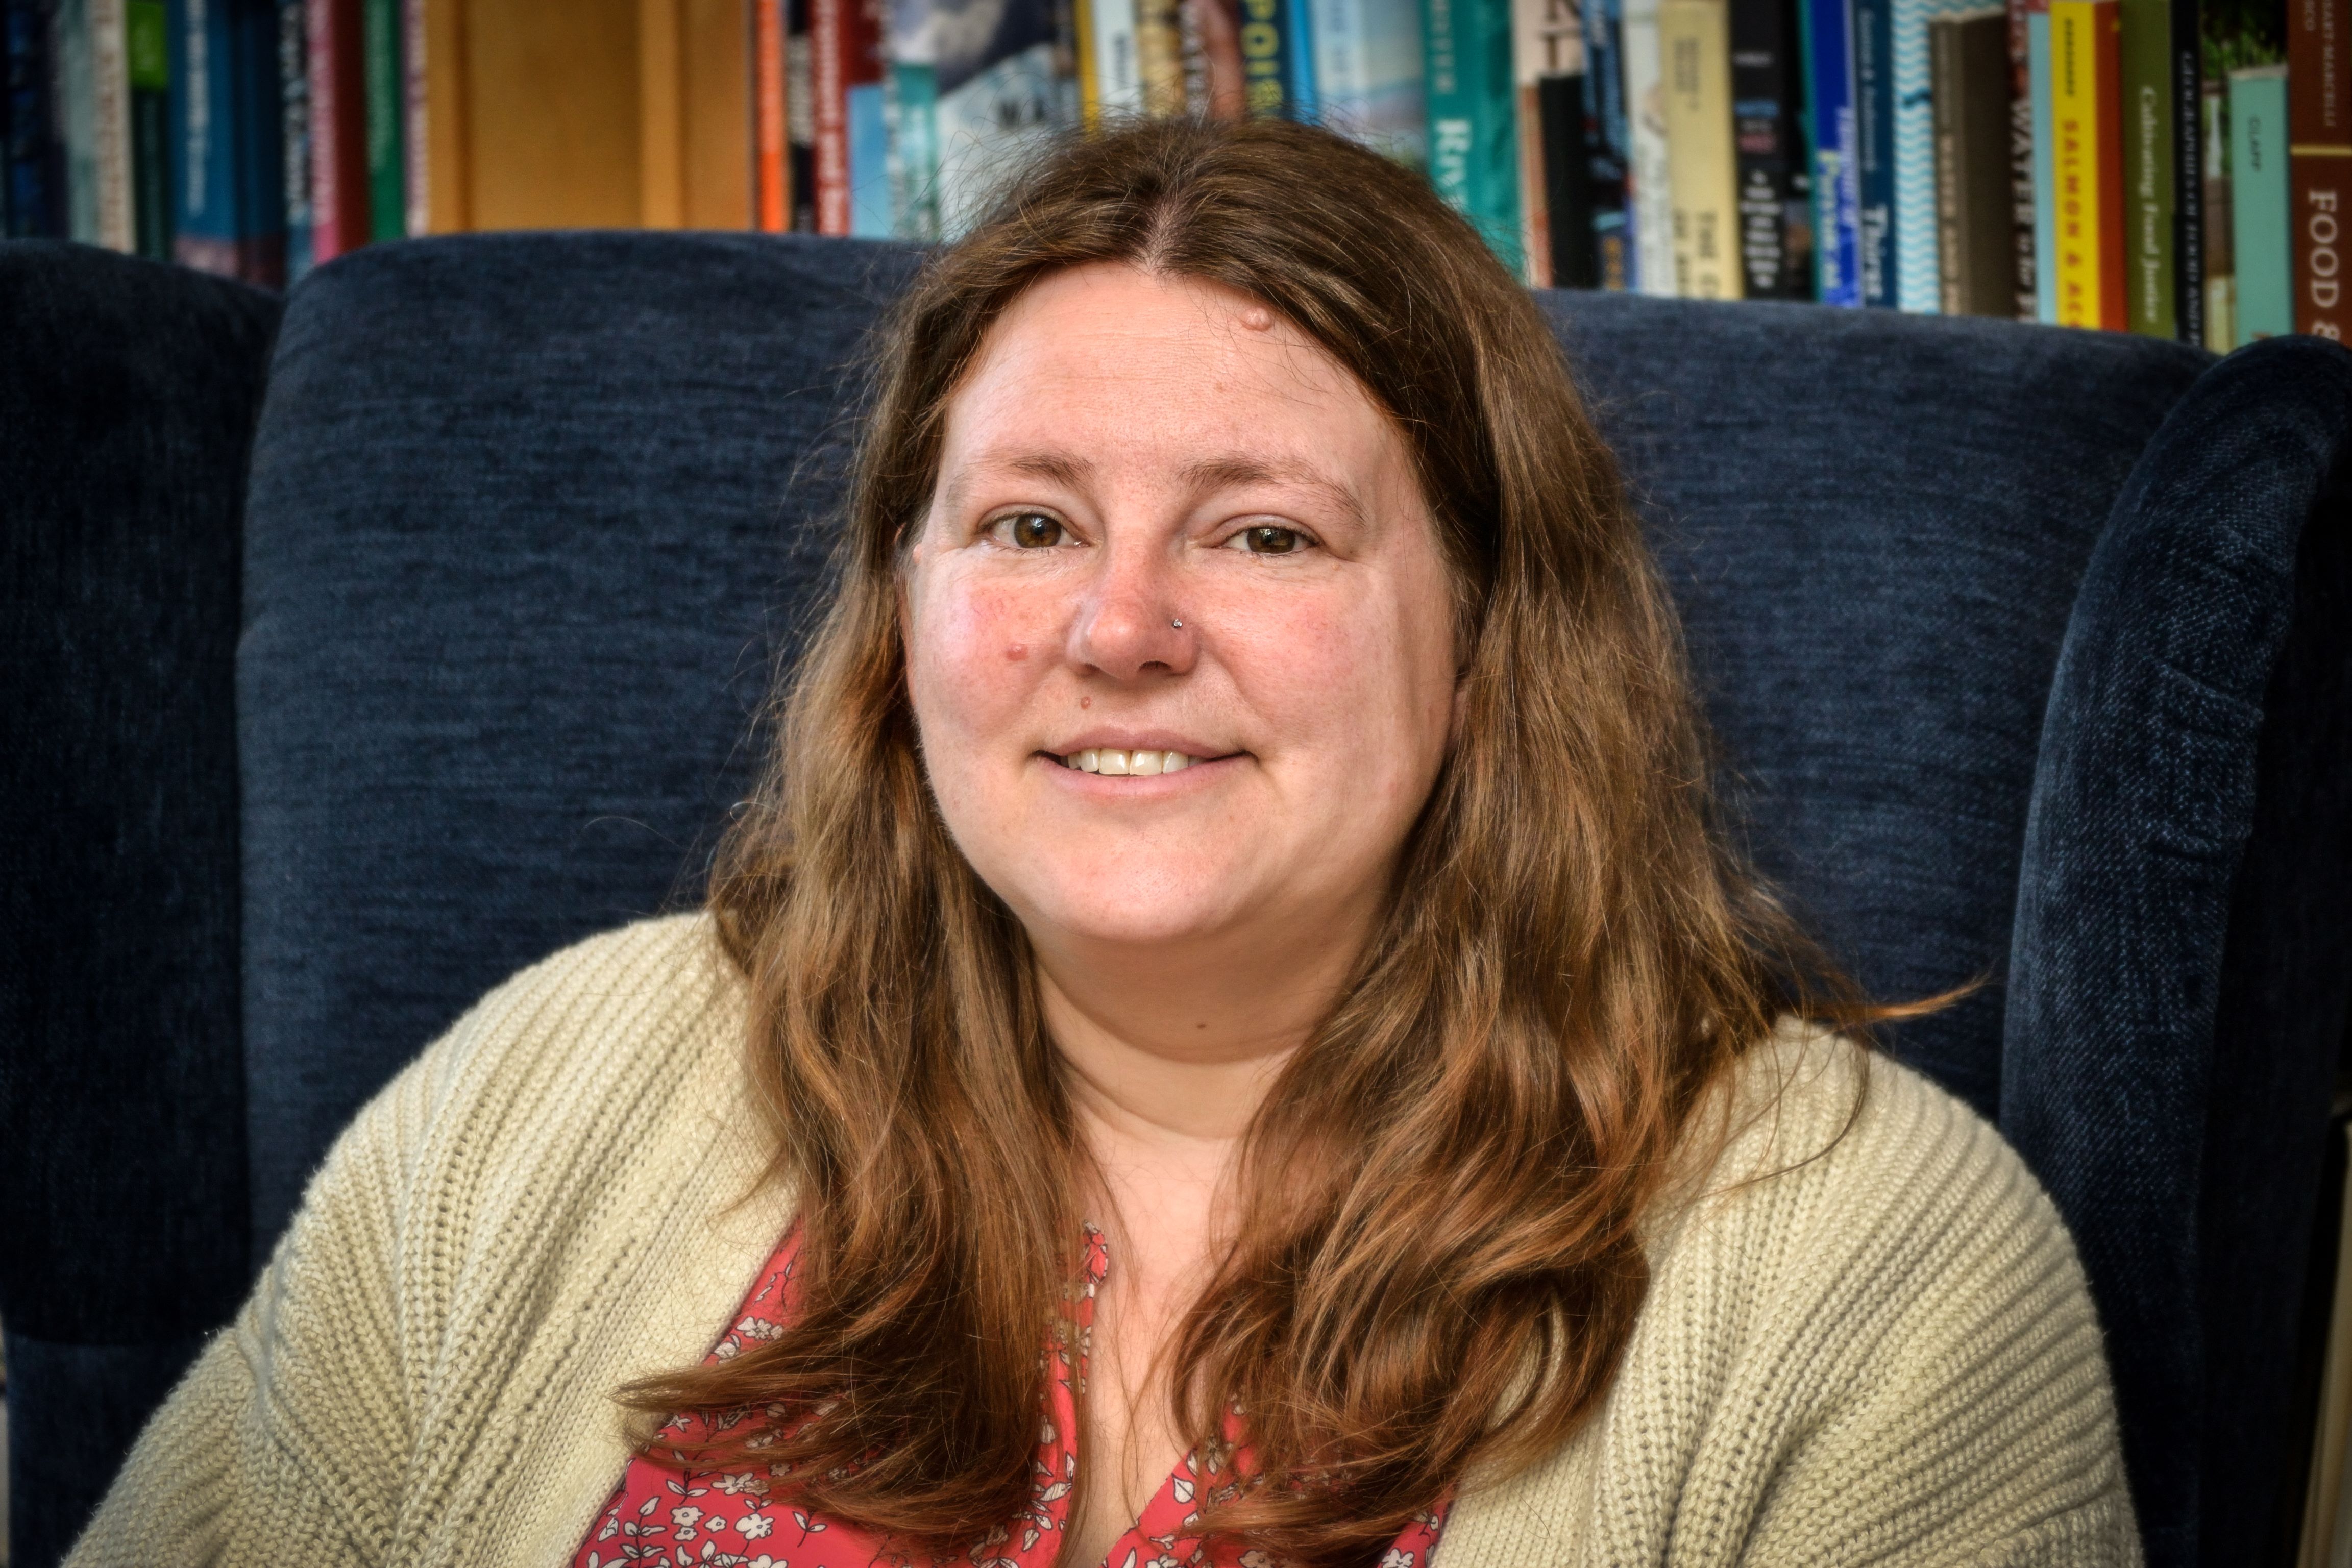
[1058, 748, 1197, 775]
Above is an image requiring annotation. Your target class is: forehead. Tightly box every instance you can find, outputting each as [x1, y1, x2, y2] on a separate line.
[937, 263, 1404, 485]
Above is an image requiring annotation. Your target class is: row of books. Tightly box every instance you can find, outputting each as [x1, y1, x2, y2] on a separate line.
[1, 0, 2338, 342]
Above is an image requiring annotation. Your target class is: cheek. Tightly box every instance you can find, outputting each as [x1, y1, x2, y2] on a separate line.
[906, 573, 1063, 752]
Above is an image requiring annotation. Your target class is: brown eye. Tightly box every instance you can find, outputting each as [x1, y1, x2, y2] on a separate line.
[1003, 512, 1065, 549]
[1236, 525, 1301, 554]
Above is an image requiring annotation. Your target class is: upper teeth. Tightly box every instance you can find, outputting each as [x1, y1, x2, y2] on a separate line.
[1063, 749, 1195, 775]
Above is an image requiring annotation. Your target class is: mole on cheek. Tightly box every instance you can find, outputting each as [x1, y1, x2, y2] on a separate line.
[1006, 643, 1028, 662]
[1080, 696, 1092, 709]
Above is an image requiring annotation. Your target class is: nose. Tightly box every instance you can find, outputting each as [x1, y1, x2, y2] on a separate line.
[1067, 535, 1195, 680]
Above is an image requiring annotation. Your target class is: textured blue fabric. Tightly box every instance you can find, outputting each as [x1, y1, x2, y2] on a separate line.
[238, 233, 924, 1245]
[1539, 294, 2209, 1118]
[2004, 334, 2352, 1567]
[0, 239, 275, 1568]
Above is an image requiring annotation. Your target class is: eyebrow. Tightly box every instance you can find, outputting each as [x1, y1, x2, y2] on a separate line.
[1178, 454, 1369, 532]
[938, 449, 1369, 530]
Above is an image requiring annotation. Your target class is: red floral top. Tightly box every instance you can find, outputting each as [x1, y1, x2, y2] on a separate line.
[574, 1225, 1449, 1568]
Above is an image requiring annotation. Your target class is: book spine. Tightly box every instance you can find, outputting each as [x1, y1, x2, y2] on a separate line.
[1137, 0, 1183, 110]
[1932, 9, 1959, 304]
[91, 0, 131, 246]
[755, 0, 786, 227]
[2027, 0, 2053, 315]
[2165, 0, 2197, 339]
[1283, 0, 1314, 109]
[1661, 0, 1741, 292]
[1238, 0, 1288, 112]
[1732, 0, 1811, 298]
[127, 0, 167, 255]
[2050, 0, 2122, 326]
[1094, 0, 1148, 116]
[2004, 0, 2033, 312]
[2119, 0, 2172, 334]
[880, 50, 935, 237]
[2197, 67, 2226, 345]
[811, 0, 847, 230]
[846, 0, 884, 233]
[2290, 0, 2352, 338]
[1582, 0, 1632, 285]
[307, 0, 363, 256]
[788, 0, 813, 227]
[1426, 0, 1523, 265]
[53, 0, 99, 239]
[5, 0, 65, 235]
[359, 0, 396, 237]
[2234, 64, 2291, 337]
[1853, 0, 1893, 301]
[1800, 0, 1860, 301]
[1512, 0, 1580, 283]
[399, 0, 419, 231]
[1074, 0, 1100, 118]
[1936, 8, 2014, 310]
[168, 0, 235, 272]
[1891, 0, 1969, 311]
[1622, 0, 1676, 288]
[278, 0, 310, 274]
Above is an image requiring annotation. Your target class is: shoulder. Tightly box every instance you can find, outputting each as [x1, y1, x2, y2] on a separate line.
[284, 912, 755, 1280]
[392, 912, 748, 1161]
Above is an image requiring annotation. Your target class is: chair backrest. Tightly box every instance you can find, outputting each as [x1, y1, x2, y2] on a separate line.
[21, 228, 2343, 1568]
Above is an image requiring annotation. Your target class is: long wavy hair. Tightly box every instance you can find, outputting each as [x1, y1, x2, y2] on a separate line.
[622, 116, 1915, 1565]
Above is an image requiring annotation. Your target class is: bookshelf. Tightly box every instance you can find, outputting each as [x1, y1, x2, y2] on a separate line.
[2, 0, 2339, 342]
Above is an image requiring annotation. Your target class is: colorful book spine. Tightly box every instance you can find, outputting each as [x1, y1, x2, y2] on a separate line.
[278, 0, 311, 276]
[90, 0, 130, 247]
[2198, 73, 2228, 346]
[1511, 0, 1582, 284]
[1800, 0, 1861, 302]
[2027, 0, 2053, 316]
[883, 53, 937, 238]
[1581, 0, 1632, 286]
[1661, 0, 1740, 293]
[1622, 0, 1676, 289]
[306, 0, 364, 259]
[1892, 0, 1981, 310]
[1284, 0, 1316, 108]
[360, 0, 398, 238]
[1853, 0, 1894, 301]
[1732, 0, 1811, 298]
[929, 0, 1066, 234]
[1426, 0, 1522, 265]
[2049, 0, 2123, 327]
[2232, 62, 2290, 337]
[2290, 0, 2352, 338]
[755, 0, 788, 228]
[2119, 0, 2173, 334]
[848, 0, 888, 235]
[1237, 0, 1291, 112]
[813, 0, 854, 232]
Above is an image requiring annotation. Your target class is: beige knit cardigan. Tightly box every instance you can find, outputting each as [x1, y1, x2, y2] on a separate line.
[68, 914, 2141, 1567]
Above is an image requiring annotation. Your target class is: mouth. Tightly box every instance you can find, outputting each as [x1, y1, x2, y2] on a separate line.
[1054, 747, 1205, 776]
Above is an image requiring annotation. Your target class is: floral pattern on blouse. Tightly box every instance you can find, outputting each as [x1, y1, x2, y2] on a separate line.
[574, 1224, 1449, 1568]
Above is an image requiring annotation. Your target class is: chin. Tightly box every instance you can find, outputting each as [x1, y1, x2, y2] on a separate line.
[1003, 873, 1253, 950]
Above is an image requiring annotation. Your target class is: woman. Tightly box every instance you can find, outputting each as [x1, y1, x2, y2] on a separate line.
[70, 118, 2137, 1567]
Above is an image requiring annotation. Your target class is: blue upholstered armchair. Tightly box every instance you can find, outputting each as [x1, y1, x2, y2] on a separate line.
[3, 233, 2347, 1568]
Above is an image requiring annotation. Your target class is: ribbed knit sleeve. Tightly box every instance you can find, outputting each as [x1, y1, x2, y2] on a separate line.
[1438, 1032, 2141, 1567]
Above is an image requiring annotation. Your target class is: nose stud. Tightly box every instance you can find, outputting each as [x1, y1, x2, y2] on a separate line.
[1172, 619, 1184, 628]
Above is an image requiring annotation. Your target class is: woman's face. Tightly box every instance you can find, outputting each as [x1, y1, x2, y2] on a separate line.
[901, 263, 1460, 965]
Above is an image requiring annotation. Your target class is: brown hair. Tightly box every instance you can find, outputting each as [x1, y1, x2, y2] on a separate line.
[623, 116, 1915, 1564]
